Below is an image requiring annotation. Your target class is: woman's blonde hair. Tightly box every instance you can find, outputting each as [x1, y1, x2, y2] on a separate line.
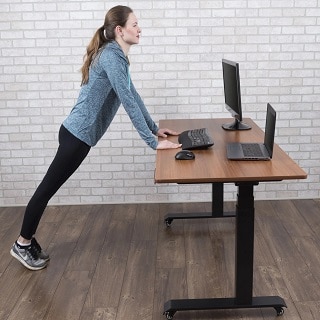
[80, 5, 133, 85]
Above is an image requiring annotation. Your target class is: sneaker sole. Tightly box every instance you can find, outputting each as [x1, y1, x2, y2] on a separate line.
[10, 248, 48, 271]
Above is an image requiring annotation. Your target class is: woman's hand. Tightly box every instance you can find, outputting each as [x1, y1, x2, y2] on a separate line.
[156, 128, 181, 149]
[157, 128, 180, 138]
[157, 140, 181, 150]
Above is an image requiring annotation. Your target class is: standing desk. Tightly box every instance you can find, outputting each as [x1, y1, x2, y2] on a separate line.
[154, 118, 307, 319]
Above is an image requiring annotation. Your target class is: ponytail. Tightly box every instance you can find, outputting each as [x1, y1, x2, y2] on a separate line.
[80, 26, 108, 86]
[80, 5, 133, 86]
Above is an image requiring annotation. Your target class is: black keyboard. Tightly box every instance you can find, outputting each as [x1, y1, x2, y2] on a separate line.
[178, 128, 214, 150]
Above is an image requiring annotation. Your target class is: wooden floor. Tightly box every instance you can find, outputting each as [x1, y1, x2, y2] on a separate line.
[0, 199, 320, 320]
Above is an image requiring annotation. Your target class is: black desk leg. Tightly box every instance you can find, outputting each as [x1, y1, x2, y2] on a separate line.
[235, 182, 255, 304]
[164, 182, 235, 226]
[163, 182, 287, 319]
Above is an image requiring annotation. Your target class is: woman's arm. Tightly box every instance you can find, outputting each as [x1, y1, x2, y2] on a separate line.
[103, 46, 180, 150]
[129, 81, 159, 134]
[105, 50, 159, 149]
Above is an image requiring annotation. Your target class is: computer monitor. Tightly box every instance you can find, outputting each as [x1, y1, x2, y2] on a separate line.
[221, 59, 251, 130]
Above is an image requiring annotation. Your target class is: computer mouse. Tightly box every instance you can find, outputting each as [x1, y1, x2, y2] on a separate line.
[175, 150, 195, 160]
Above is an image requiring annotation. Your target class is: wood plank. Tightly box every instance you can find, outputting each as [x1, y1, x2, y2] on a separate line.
[0, 264, 33, 320]
[255, 201, 320, 302]
[157, 203, 186, 269]
[80, 307, 117, 320]
[206, 201, 236, 297]
[292, 199, 320, 238]
[116, 203, 159, 320]
[65, 204, 113, 273]
[116, 240, 157, 320]
[0, 207, 23, 273]
[152, 268, 187, 320]
[292, 235, 320, 286]
[293, 301, 320, 320]
[253, 221, 277, 269]
[132, 203, 159, 241]
[272, 199, 314, 237]
[45, 270, 91, 320]
[83, 204, 136, 309]
[183, 202, 223, 299]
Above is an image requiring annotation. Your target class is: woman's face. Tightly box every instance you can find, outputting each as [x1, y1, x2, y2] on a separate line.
[121, 13, 141, 45]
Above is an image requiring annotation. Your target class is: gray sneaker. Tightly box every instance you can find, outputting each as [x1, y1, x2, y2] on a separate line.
[10, 242, 48, 271]
[31, 237, 50, 262]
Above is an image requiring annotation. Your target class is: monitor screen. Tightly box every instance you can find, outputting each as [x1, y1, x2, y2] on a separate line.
[222, 59, 251, 130]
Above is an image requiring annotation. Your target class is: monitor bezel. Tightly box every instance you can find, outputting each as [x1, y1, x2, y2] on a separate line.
[221, 59, 251, 131]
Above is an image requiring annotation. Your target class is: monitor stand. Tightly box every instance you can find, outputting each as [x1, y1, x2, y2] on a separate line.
[222, 118, 251, 130]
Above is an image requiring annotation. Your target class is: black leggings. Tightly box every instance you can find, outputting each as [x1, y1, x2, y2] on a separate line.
[20, 125, 91, 239]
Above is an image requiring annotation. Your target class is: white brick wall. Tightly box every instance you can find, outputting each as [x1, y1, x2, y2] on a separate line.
[1, 0, 319, 206]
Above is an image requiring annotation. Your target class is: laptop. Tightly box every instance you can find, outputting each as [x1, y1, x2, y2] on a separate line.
[227, 103, 276, 160]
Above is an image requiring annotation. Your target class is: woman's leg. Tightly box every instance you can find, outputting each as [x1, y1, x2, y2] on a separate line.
[20, 125, 91, 240]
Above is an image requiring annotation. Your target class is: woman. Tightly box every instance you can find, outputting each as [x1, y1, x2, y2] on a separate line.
[10, 5, 181, 271]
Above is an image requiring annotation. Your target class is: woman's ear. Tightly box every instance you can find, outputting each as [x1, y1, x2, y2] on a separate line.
[115, 25, 123, 36]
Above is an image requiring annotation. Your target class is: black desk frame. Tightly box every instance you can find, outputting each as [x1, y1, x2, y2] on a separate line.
[163, 182, 287, 319]
[164, 182, 235, 226]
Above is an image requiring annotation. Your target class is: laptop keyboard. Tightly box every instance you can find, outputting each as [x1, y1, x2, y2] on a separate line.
[241, 143, 264, 157]
[178, 128, 214, 150]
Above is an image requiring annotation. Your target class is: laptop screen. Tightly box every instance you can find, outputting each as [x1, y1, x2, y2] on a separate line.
[264, 103, 276, 158]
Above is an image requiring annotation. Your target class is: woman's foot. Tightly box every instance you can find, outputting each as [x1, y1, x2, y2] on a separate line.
[10, 241, 48, 271]
[31, 237, 50, 262]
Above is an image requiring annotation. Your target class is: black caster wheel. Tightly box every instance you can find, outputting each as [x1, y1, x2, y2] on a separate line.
[275, 307, 284, 316]
[165, 218, 173, 227]
[164, 311, 174, 319]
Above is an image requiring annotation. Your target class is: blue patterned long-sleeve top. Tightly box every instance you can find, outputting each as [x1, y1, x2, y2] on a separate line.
[63, 40, 159, 149]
